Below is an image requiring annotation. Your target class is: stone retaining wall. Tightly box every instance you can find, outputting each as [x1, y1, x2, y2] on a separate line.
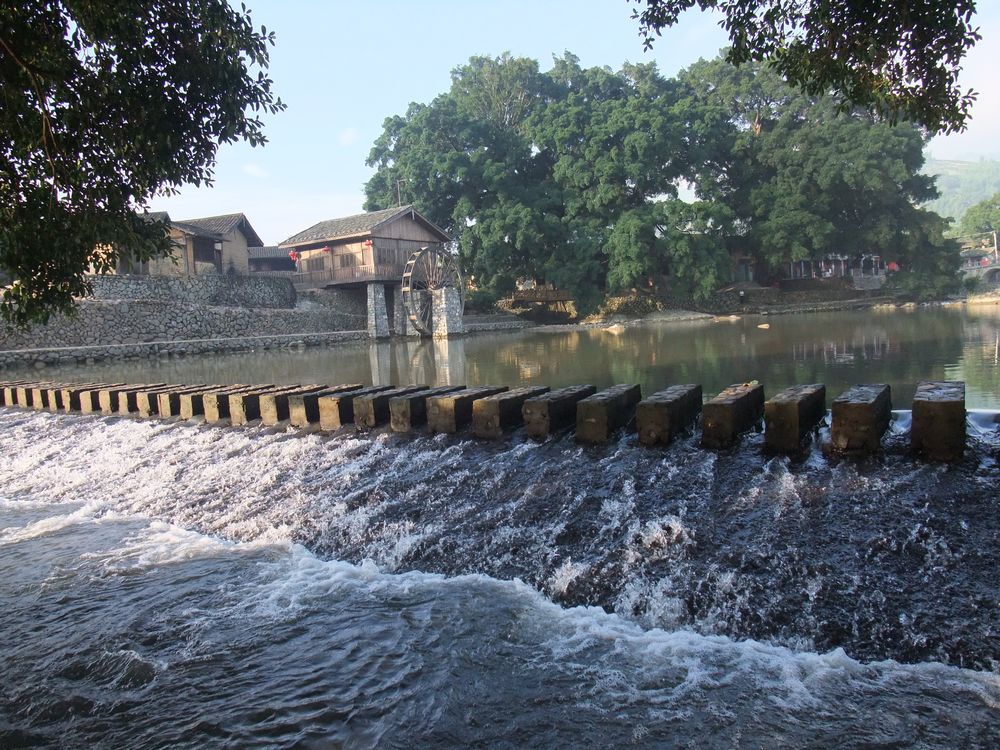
[0, 299, 365, 351]
[0, 330, 367, 369]
[87, 273, 297, 309]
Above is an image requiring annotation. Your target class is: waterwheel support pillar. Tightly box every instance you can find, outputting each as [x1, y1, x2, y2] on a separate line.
[392, 284, 419, 337]
[432, 287, 464, 338]
[367, 283, 390, 339]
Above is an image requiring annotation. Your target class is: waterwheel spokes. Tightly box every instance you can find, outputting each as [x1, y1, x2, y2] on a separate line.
[401, 246, 464, 336]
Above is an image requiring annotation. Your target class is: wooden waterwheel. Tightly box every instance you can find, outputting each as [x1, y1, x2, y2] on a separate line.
[400, 246, 463, 335]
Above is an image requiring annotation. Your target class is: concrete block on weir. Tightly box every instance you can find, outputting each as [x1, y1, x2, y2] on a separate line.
[427, 386, 508, 434]
[99, 384, 166, 415]
[159, 385, 229, 419]
[63, 383, 115, 412]
[288, 385, 364, 428]
[118, 385, 176, 415]
[354, 385, 429, 430]
[1, 381, 37, 407]
[701, 382, 765, 449]
[260, 385, 326, 425]
[15, 384, 37, 408]
[830, 384, 891, 454]
[764, 384, 826, 453]
[229, 385, 305, 426]
[137, 385, 207, 418]
[911, 380, 966, 462]
[389, 385, 466, 432]
[180, 385, 260, 421]
[318, 386, 394, 431]
[473, 386, 551, 439]
[575, 384, 642, 444]
[636, 384, 703, 447]
[522, 385, 598, 439]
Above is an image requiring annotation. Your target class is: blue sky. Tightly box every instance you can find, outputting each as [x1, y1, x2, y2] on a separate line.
[149, 0, 1000, 245]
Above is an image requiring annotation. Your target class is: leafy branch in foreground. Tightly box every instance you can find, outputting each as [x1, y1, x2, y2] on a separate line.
[0, 0, 284, 327]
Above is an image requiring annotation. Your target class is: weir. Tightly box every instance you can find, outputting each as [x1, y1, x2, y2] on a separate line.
[0, 376, 978, 461]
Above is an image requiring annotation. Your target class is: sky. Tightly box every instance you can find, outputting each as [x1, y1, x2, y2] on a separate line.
[148, 0, 1000, 246]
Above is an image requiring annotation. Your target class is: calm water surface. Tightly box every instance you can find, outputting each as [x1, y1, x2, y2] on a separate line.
[21, 306, 1000, 408]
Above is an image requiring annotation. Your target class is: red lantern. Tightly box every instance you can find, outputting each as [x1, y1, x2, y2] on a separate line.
[362, 239, 373, 248]
[288, 250, 300, 262]
[321, 246, 332, 254]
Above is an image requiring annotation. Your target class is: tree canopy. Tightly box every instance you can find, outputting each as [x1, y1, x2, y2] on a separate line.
[365, 51, 958, 309]
[629, 0, 980, 134]
[960, 191, 1000, 235]
[0, 0, 283, 327]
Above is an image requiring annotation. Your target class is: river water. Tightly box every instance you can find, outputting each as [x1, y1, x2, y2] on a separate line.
[2, 306, 999, 747]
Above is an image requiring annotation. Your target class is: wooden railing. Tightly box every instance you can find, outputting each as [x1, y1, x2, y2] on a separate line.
[289, 239, 445, 289]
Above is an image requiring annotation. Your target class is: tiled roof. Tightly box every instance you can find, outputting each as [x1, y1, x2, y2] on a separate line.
[279, 205, 449, 247]
[248, 245, 289, 259]
[170, 220, 221, 240]
[178, 213, 264, 247]
[142, 211, 171, 224]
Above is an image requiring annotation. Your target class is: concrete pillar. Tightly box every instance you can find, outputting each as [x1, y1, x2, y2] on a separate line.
[473, 386, 550, 439]
[354, 385, 429, 429]
[287, 385, 363, 427]
[764, 384, 826, 453]
[389, 385, 465, 432]
[701, 382, 765, 448]
[367, 283, 390, 339]
[830, 384, 891, 454]
[260, 385, 327, 425]
[911, 380, 965, 462]
[318, 385, 393, 431]
[393, 284, 420, 337]
[523, 385, 597, 439]
[180, 384, 260, 420]
[369, 341, 393, 386]
[427, 386, 508, 433]
[432, 337, 466, 386]
[636, 384, 703, 447]
[432, 287, 464, 338]
[576, 384, 642, 444]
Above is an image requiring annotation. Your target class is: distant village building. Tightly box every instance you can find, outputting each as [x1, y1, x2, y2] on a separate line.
[248, 246, 295, 274]
[279, 205, 450, 290]
[118, 212, 262, 276]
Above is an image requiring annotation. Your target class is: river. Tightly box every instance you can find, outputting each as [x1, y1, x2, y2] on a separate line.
[1, 306, 998, 747]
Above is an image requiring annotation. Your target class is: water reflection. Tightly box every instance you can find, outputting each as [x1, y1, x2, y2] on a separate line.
[14, 307, 1000, 408]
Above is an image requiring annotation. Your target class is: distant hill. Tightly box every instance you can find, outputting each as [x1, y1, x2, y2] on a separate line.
[922, 158, 1000, 222]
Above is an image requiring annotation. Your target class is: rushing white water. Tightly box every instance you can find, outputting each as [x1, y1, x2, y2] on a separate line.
[1, 407, 999, 747]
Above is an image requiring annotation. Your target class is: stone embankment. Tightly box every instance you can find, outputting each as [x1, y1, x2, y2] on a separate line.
[1, 377, 976, 463]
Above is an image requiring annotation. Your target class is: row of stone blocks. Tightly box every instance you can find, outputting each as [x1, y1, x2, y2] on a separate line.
[0, 378, 968, 461]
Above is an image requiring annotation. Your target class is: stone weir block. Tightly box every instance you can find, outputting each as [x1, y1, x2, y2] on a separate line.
[830, 384, 891, 454]
[575, 384, 642, 444]
[118, 384, 177, 415]
[288, 385, 364, 428]
[76, 383, 126, 413]
[2, 380, 39, 407]
[137, 385, 207, 418]
[701, 382, 766, 449]
[60, 383, 116, 412]
[100, 383, 167, 415]
[389, 385, 466, 433]
[427, 386, 509, 434]
[522, 385, 598, 439]
[202, 385, 271, 424]
[354, 385, 429, 430]
[911, 380, 966, 462]
[30, 383, 60, 410]
[179, 385, 258, 421]
[15, 383, 42, 408]
[230, 385, 308, 426]
[764, 384, 826, 453]
[473, 386, 551, 439]
[159, 385, 233, 419]
[260, 385, 326, 426]
[636, 384, 703, 447]
[318, 386, 394, 431]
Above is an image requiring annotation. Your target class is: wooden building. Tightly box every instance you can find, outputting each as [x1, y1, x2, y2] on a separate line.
[279, 205, 450, 289]
[119, 212, 262, 276]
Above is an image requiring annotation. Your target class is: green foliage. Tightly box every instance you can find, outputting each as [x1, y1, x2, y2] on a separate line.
[366, 50, 959, 307]
[596, 294, 662, 318]
[923, 159, 1000, 222]
[630, 0, 980, 134]
[960, 191, 1000, 234]
[0, 1, 283, 327]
